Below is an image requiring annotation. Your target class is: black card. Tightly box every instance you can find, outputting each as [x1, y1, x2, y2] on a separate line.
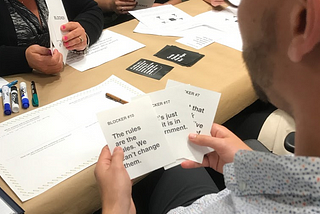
[126, 59, 173, 80]
[154, 45, 204, 67]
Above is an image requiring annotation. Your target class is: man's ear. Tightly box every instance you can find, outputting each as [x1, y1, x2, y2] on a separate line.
[288, 0, 320, 62]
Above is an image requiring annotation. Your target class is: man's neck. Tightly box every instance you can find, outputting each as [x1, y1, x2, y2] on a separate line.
[294, 112, 320, 157]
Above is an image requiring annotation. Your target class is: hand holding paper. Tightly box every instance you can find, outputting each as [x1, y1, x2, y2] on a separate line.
[25, 0, 70, 74]
[97, 80, 221, 178]
[61, 22, 88, 51]
[25, 45, 64, 75]
[181, 123, 252, 174]
[95, 146, 136, 214]
[46, 0, 69, 63]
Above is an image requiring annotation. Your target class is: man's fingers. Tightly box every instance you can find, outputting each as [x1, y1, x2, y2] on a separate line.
[189, 133, 225, 151]
[111, 147, 125, 167]
[97, 146, 112, 165]
[181, 160, 203, 169]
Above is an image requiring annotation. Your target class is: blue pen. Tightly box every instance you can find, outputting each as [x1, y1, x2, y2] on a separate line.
[0, 80, 18, 93]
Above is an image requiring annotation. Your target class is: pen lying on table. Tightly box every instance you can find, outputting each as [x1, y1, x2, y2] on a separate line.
[105, 93, 128, 104]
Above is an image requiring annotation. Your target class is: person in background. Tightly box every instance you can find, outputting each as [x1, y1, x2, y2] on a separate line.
[95, 0, 186, 28]
[95, 0, 320, 213]
[0, 0, 103, 76]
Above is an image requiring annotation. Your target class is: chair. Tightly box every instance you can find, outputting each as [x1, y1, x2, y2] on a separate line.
[284, 132, 295, 153]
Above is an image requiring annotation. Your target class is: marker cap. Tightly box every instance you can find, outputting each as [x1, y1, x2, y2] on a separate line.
[21, 98, 30, 109]
[11, 104, 19, 113]
[32, 94, 39, 107]
[4, 103, 11, 115]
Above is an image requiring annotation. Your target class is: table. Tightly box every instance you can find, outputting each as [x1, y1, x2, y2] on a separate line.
[0, 0, 257, 213]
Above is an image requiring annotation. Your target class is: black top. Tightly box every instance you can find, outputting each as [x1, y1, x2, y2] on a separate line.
[0, 0, 104, 76]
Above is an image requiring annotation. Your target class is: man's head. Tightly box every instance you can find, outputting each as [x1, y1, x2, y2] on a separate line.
[238, 0, 320, 117]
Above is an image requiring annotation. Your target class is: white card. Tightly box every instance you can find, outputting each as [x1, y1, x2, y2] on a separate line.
[134, 0, 155, 10]
[166, 80, 221, 136]
[136, 86, 208, 164]
[46, 0, 69, 63]
[176, 35, 215, 50]
[97, 96, 175, 179]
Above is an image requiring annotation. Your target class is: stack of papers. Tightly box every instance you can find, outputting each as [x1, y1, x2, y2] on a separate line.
[97, 80, 221, 179]
[130, 5, 242, 51]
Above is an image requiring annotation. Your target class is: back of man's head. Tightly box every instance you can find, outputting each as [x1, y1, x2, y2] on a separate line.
[238, 0, 320, 156]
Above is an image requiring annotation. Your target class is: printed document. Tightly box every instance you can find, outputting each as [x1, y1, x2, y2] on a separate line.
[130, 5, 193, 35]
[0, 75, 143, 202]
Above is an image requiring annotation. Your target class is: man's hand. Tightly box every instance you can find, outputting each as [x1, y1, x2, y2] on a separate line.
[25, 45, 63, 74]
[95, 146, 136, 214]
[61, 22, 87, 51]
[181, 123, 252, 173]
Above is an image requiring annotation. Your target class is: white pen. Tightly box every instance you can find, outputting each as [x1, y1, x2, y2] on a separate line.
[11, 86, 19, 113]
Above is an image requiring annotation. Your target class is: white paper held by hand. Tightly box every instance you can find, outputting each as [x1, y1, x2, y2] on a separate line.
[97, 96, 175, 179]
[46, 0, 69, 63]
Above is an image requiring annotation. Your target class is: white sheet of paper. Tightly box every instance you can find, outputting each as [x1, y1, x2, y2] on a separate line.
[216, 31, 242, 51]
[46, 0, 69, 63]
[133, 22, 184, 37]
[193, 7, 239, 33]
[67, 30, 145, 72]
[0, 75, 143, 202]
[192, 7, 242, 51]
[129, 5, 193, 31]
[175, 25, 224, 49]
[176, 35, 215, 50]
[97, 96, 175, 179]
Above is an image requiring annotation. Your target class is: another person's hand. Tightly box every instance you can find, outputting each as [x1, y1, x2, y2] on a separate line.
[110, 0, 137, 14]
[61, 22, 87, 51]
[203, 0, 224, 7]
[25, 45, 63, 74]
[181, 123, 252, 173]
[152, 0, 182, 7]
[152, 3, 163, 6]
[95, 146, 136, 214]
